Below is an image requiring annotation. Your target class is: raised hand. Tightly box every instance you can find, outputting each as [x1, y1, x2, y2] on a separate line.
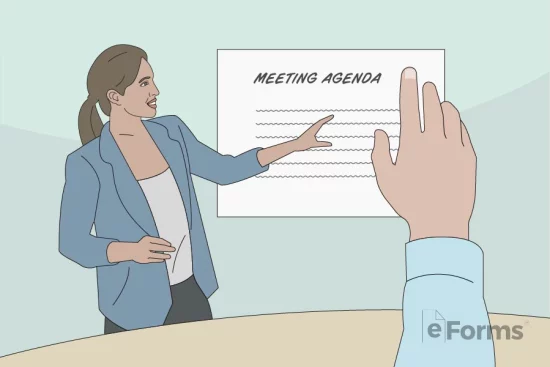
[371, 67, 476, 241]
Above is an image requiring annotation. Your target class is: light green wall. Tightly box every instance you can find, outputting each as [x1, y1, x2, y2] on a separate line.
[0, 0, 548, 358]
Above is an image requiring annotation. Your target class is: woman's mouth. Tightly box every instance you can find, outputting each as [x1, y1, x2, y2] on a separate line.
[147, 98, 157, 109]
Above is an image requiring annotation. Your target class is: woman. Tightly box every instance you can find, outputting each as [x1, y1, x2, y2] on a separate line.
[59, 44, 333, 334]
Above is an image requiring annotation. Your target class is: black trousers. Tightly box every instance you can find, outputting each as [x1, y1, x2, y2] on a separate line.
[104, 275, 213, 334]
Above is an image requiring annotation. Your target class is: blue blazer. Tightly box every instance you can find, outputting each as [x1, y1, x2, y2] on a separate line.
[59, 115, 268, 330]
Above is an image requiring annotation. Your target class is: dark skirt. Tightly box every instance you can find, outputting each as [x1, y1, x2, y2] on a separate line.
[104, 275, 213, 334]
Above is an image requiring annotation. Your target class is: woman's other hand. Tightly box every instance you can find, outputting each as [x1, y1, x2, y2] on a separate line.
[107, 236, 175, 264]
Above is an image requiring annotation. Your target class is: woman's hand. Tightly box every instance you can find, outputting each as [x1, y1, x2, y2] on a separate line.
[293, 114, 334, 151]
[256, 114, 334, 166]
[107, 236, 175, 264]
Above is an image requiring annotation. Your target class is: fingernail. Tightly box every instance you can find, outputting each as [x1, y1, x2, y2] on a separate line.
[404, 67, 416, 80]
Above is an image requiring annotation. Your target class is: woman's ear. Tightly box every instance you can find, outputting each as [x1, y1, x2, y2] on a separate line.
[107, 90, 122, 106]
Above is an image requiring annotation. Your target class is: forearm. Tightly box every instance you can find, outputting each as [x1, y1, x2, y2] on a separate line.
[257, 139, 299, 166]
[59, 233, 119, 268]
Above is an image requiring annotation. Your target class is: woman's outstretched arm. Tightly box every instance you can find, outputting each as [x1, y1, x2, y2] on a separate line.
[173, 115, 333, 185]
[256, 114, 333, 166]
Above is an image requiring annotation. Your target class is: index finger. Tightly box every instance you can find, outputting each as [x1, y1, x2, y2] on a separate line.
[310, 114, 334, 133]
[148, 237, 172, 247]
[149, 243, 176, 252]
[399, 67, 422, 140]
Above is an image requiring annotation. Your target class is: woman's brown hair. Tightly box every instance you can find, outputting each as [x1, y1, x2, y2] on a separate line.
[78, 44, 148, 145]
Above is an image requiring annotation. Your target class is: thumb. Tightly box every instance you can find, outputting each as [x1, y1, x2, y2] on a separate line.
[314, 141, 332, 148]
[372, 129, 394, 177]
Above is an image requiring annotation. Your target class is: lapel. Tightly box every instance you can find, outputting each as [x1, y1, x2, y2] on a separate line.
[99, 120, 193, 237]
[144, 120, 193, 229]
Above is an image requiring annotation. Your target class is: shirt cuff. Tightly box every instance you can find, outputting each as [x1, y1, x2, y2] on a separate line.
[96, 238, 120, 267]
[244, 147, 270, 175]
[405, 237, 483, 285]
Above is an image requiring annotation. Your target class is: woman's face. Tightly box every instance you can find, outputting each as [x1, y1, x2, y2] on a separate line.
[117, 58, 160, 118]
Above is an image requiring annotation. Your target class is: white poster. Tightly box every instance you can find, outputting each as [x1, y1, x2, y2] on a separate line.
[217, 49, 445, 217]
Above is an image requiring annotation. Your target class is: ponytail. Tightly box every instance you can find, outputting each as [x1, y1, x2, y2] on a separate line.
[78, 96, 103, 145]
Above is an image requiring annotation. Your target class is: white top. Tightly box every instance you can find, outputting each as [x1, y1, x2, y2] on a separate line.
[138, 168, 193, 285]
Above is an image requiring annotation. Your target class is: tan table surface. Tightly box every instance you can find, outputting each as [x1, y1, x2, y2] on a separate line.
[1, 310, 548, 366]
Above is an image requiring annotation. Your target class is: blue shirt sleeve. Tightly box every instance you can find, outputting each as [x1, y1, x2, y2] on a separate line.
[59, 154, 119, 268]
[394, 237, 496, 367]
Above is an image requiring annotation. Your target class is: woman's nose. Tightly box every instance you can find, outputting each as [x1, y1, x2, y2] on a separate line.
[152, 84, 160, 96]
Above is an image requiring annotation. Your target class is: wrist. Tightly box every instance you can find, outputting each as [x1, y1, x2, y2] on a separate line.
[408, 220, 470, 242]
[107, 241, 133, 263]
[289, 138, 302, 152]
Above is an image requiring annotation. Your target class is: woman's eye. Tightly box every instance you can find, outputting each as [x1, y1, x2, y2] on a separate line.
[140, 82, 149, 87]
